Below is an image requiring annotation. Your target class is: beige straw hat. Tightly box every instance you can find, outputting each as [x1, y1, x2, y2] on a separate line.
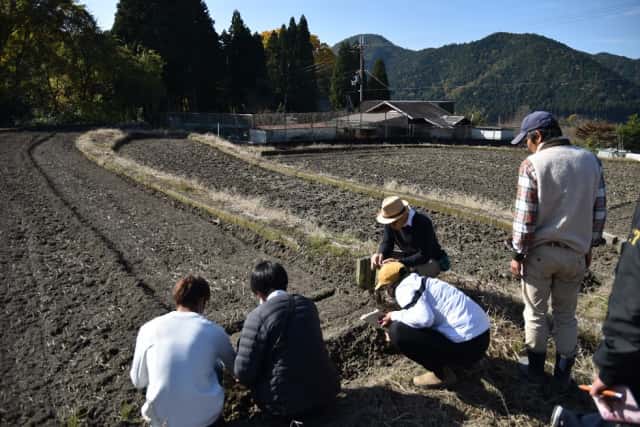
[376, 196, 410, 224]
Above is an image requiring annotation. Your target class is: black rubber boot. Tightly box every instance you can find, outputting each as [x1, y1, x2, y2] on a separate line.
[553, 353, 576, 391]
[518, 350, 546, 384]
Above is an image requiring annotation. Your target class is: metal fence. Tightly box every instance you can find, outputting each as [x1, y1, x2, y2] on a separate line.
[166, 111, 404, 142]
[166, 111, 476, 144]
[167, 112, 254, 141]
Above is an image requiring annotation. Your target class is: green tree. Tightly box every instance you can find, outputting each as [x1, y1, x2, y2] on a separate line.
[265, 30, 283, 106]
[330, 42, 359, 110]
[310, 36, 335, 107]
[367, 58, 390, 100]
[220, 11, 270, 111]
[263, 29, 331, 111]
[618, 114, 640, 151]
[111, 45, 166, 122]
[0, 0, 163, 124]
[113, 0, 221, 111]
[289, 15, 317, 112]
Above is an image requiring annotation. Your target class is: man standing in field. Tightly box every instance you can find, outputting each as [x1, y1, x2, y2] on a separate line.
[371, 196, 449, 278]
[509, 111, 607, 387]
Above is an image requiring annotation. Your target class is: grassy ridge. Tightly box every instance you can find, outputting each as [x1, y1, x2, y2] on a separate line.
[190, 134, 513, 231]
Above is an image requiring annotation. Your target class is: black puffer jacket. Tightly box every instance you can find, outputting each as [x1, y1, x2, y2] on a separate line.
[234, 293, 340, 417]
[594, 198, 640, 398]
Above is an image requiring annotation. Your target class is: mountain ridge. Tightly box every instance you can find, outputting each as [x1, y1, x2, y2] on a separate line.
[332, 32, 640, 122]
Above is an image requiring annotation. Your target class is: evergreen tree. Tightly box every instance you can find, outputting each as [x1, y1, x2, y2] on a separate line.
[276, 25, 290, 110]
[265, 30, 283, 107]
[283, 17, 298, 111]
[220, 11, 269, 111]
[113, 0, 221, 111]
[290, 15, 317, 112]
[367, 58, 391, 100]
[251, 31, 271, 109]
[261, 16, 320, 112]
[330, 42, 359, 110]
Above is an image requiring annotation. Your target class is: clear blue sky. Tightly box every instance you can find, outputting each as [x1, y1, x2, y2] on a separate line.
[83, 0, 640, 59]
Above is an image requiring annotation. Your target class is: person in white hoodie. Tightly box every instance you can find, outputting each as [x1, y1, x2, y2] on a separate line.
[377, 262, 490, 388]
[130, 275, 235, 427]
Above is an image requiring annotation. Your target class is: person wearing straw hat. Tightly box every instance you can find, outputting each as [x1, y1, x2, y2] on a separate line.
[376, 261, 490, 387]
[371, 196, 449, 278]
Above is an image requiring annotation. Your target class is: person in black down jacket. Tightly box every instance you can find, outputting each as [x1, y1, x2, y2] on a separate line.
[550, 197, 640, 426]
[234, 261, 340, 422]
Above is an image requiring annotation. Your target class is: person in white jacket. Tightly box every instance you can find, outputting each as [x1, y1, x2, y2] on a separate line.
[130, 275, 235, 427]
[377, 262, 490, 387]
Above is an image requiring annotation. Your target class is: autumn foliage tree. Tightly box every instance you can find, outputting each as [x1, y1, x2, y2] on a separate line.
[576, 120, 617, 148]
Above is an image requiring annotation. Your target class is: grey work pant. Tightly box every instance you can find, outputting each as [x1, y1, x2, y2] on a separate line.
[521, 244, 586, 357]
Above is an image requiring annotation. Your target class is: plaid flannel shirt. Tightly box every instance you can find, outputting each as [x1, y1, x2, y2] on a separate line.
[512, 158, 607, 255]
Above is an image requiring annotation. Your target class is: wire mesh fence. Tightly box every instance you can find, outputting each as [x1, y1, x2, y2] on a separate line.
[165, 111, 471, 144]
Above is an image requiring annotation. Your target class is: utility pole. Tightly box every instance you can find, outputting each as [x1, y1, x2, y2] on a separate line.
[359, 35, 365, 108]
[358, 35, 365, 136]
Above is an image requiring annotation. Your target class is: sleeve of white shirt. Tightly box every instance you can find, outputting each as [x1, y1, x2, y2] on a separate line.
[214, 326, 236, 372]
[130, 325, 150, 389]
[389, 279, 435, 329]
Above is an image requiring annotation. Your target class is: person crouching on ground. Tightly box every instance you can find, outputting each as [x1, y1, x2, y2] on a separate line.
[371, 196, 450, 278]
[130, 275, 236, 427]
[377, 261, 491, 387]
[234, 261, 340, 423]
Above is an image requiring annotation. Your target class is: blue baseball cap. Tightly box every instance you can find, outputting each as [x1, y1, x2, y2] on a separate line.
[510, 111, 559, 145]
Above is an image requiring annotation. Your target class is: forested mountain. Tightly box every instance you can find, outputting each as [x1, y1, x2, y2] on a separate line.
[336, 33, 640, 122]
[593, 52, 640, 86]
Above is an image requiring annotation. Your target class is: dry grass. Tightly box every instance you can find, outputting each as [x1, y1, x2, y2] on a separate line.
[383, 179, 512, 221]
[79, 129, 607, 426]
[76, 129, 376, 257]
[190, 133, 512, 231]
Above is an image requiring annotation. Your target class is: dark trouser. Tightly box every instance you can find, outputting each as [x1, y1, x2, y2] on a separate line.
[388, 322, 490, 374]
[259, 402, 333, 427]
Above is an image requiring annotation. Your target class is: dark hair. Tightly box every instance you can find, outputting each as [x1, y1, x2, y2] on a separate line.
[528, 124, 562, 142]
[250, 261, 288, 294]
[173, 275, 210, 311]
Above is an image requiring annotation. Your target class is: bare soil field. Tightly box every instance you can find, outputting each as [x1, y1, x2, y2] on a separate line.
[273, 145, 640, 238]
[1, 132, 622, 426]
[0, 132, 377, 426]
[119, 139, 619, 287]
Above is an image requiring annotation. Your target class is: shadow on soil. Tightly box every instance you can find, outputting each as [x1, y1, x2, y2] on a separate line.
[226, 385, 466, 427]
[451, 357, 595, 425]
